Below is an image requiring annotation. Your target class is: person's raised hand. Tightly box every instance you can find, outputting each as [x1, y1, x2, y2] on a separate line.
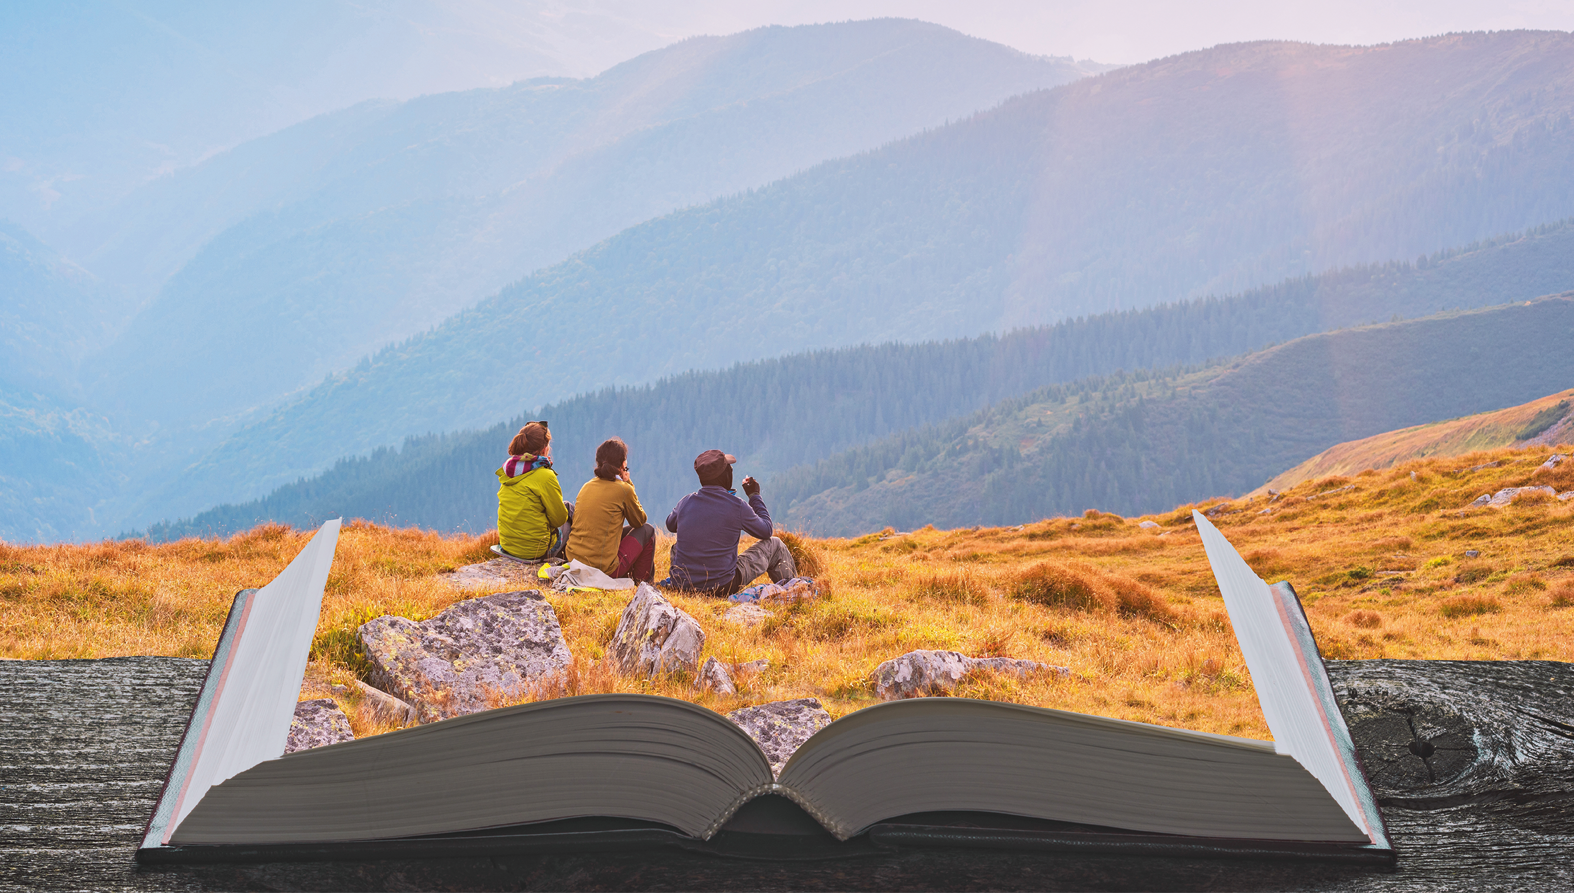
[620, 462, 631, 483]
[741, 475, 760, 496]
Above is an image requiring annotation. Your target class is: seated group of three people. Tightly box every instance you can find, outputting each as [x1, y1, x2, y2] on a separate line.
[495, 422, 795, 595]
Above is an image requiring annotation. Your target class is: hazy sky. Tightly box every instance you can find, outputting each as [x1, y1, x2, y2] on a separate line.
[615, 0, 1574, 66]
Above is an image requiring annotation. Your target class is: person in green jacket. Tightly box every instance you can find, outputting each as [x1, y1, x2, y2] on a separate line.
[495, 421, 571, 560]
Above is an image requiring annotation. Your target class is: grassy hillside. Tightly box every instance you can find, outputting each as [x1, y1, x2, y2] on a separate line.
[129, 221, 1574, 540]
[776, 296, 1574, 534]
[7, 444, 1572, 745]
[143, 31, 1574, 527]
[80, 20, 1094, 434]
[1261, 388, 1574, 493]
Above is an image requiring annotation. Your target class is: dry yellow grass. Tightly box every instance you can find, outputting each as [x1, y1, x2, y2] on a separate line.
[4, 443, 1572, 743]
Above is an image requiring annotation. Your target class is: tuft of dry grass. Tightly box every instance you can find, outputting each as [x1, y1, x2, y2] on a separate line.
[5, 443, 1573, 744]
[1440, 594, 1502, 618]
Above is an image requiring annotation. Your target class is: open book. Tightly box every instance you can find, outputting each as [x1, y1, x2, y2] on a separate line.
[138, 514, 1393, 864]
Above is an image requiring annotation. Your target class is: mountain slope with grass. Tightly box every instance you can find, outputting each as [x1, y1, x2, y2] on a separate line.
[147, 30, 1574, 519]
[775, 296, 1574, 534]
[128, 221, 1574, 540]
[9, 444, 1573, 747]
[1259, 388, 1574, 494]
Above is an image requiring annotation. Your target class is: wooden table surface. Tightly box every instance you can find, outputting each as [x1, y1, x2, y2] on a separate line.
[3, 657, 1570, 892]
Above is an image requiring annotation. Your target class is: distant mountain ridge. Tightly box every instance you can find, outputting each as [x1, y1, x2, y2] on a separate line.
[774, 296, 1574, 535]
[132, 219, 1574, 541]
[79, 20, 1096, 433]
[141, 30, 1574, 528]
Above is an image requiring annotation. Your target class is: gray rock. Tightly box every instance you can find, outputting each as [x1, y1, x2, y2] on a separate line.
[1485, 486, 1556, 507]
[447, 557, 539, 590]
[1543, 454, 1566, 470]
[732, 659, 770, 675]
[1464, 550, 1481, 559]
[1139, 520, 1161, 529]
[873, 649, 1067, 700]
[353, 679, 418, 727]
[358, 590, 572, 723]
[607, 583, 705, 678]
[285, 699, 353, 753]
[726, 698, 833, 778]
[696, 657, 736, 696]
[722, 603, 770, 627]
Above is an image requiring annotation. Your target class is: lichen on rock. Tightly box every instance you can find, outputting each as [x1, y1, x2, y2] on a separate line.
[873, 649, 1066, 700]
[357, 590, 572, 723]
[607, 583, 705, 678]
[285, 698, 354, 753]
[726, 698, 832, 778]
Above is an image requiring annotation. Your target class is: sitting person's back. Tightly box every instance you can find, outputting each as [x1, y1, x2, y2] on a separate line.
[566, 437, 655, 583]
[495, 422, 570, 560]
[665, 449, 795, 595]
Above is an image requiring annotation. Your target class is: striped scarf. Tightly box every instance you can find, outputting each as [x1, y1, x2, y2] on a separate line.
[503, 454, 553, 478]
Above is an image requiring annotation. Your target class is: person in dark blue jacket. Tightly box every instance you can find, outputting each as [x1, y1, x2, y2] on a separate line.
[665, 449, 796, 596]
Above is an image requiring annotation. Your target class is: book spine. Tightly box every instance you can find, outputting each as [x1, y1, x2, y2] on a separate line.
[138, 589, 258, 851]
[1268, 581, 1395, 853]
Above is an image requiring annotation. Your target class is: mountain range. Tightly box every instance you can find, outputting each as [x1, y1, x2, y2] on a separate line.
[136, 221, 1574, 541]
[775, 295, 1574, 534]
[142, 29, 1574, 531]
[8, 23, 1574, 545]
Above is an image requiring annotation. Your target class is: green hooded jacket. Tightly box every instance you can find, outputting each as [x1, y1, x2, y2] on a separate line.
[496, 464, 569, 559]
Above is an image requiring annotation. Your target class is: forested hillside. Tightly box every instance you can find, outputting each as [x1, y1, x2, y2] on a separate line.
[775, 296, 1574, 535]
[79, 20, 1094, 434]
[136, 222, 1574, 540]
[158, 30, 1574, 528]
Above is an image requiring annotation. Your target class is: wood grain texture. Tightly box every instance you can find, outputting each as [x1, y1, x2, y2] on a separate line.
[2, 658, 1570, 892]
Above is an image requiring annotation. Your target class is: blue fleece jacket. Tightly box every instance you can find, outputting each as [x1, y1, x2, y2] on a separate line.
[665, 486, 774, 591]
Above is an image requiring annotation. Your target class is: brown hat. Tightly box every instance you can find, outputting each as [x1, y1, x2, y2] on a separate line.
[694, 449, 737, 481]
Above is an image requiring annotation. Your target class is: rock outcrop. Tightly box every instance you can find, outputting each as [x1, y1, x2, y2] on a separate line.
[607, 583, 705, 678]
[353, 679, 418, 727]
[722, 604, 770, 627]
[446, 558, 539, 590]
[1468, 486, 1557, 508]
[696, 656, 736, 695]
[873, 649, 1067, 700]
[285, 699, 354, 753]
[357, 590, 572, 723]
[726, 698, 833, 778]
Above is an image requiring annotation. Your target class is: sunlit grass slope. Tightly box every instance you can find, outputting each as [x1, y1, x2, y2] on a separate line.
[4, 443, 1572, 743]
[1260, 387, 1574, 493]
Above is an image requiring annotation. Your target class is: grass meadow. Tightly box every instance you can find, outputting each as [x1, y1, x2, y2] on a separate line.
[3, 444, 1572, 742]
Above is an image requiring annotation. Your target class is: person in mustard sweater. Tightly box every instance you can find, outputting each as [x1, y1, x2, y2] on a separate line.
[495, 421, 571, 560]
[567, 437, 656, 583]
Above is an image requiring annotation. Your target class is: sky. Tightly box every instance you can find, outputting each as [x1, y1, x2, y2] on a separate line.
[608, 0, 1574, 68]
[6, 0, 1574, 232]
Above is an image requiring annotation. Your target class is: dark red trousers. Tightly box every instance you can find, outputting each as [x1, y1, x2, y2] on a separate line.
[613, 523, 656, 583]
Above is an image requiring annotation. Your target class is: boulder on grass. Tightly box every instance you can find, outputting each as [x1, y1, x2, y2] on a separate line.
[446, 558, 539, 590]
[285, 699, 353, 753]
[353, 679, 418, 727]
[1482, 486, 1557, 507]
[358, 590, 572, 723]
[696, 657, 737, 696]
[607, 583, 705, 678]
[726, 698, 833, 778]
[722, 604, 770, 627]
[873, 649, 1066, 700]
